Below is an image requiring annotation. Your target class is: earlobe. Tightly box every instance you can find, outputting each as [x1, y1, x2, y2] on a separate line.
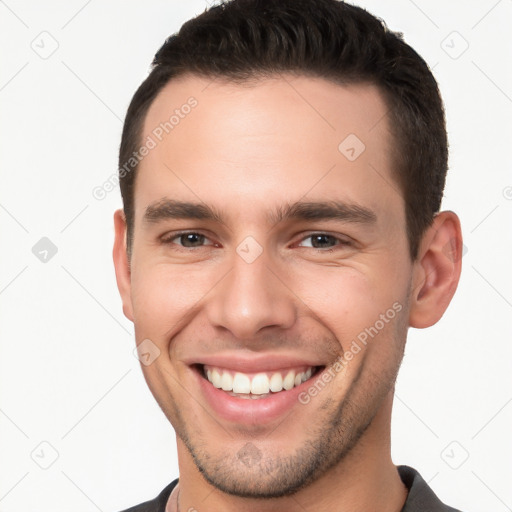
[112, 209, 134, 322]
[409, 211, 463, 329]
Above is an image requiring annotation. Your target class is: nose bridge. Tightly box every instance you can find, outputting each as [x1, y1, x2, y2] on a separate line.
[206, 247, 296, 339]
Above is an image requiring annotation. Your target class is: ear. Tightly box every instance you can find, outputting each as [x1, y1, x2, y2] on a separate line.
[409, 211, 463, 328]
[113, 209, 134, 322]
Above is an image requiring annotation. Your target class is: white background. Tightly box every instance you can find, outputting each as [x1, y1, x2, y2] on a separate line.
[1, 1, 511, 511]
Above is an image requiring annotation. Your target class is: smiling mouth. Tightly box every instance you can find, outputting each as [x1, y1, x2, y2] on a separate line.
[197, 364, 324, 399]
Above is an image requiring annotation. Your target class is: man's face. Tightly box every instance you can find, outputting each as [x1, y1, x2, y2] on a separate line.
[118, 75, 414, 497]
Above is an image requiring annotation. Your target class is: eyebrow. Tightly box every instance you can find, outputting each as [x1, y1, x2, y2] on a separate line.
[268, 200, 377, 225]
[143, 199, 223, 224]
[142, 198, 377, 226]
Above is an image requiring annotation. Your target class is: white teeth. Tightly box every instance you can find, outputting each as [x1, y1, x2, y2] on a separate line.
[232, 372, 251, 394]
[211, 369, 222, 388]
[269, 372, 283, 392]
[283, 371, 295, 390]
[204, 365, 316, 396]
[221, 372, 233, 391]
[251, 373, 270, 395]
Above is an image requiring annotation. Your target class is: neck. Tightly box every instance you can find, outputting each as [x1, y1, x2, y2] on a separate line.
[172, 392, 407, 512]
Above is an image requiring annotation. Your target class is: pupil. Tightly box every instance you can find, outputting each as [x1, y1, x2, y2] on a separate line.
[182, 233, 204, 247]
[312, 234, 334, 248]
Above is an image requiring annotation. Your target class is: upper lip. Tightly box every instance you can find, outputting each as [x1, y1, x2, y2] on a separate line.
[186, 353, 326, 373]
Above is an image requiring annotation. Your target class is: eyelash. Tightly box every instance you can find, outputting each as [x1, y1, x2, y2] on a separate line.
[296, 233, 352, 250]
[160, 231, 352, 250]
[160, 231, 217, 248]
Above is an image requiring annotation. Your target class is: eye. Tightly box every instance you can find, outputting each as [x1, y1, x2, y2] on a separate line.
[297, 233, 348, 249]
[162, 232, 214, 248]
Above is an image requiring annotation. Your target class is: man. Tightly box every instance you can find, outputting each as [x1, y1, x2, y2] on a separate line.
[113, 0, 463, 510]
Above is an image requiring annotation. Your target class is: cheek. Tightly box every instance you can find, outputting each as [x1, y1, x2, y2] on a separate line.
[290, 264, 408, 354]
[129, 263, 215, 339]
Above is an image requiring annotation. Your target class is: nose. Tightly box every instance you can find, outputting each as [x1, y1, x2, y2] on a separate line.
[205, 249, 297, 340]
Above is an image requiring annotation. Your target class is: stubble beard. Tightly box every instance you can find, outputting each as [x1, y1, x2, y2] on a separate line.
[170, 346, 404, 499]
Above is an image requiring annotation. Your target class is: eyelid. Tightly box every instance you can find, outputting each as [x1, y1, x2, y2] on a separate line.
[159, 230, 353, 249]
[294, 231, 353, 247]
[160, 230, 217, 247]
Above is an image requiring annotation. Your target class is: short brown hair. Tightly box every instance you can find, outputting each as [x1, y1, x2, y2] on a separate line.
[119, 0, 448, 260]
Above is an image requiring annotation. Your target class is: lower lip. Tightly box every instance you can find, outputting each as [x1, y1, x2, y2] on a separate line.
[195, 366, 321, 425]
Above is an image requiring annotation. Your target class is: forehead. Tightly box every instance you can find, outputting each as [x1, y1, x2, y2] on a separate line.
[136, 73, 402, 224]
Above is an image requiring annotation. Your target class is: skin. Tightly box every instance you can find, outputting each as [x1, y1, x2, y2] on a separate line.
[113, 74, 462, 512]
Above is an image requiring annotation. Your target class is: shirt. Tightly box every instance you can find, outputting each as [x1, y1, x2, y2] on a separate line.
[118, 465, 462, 512]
